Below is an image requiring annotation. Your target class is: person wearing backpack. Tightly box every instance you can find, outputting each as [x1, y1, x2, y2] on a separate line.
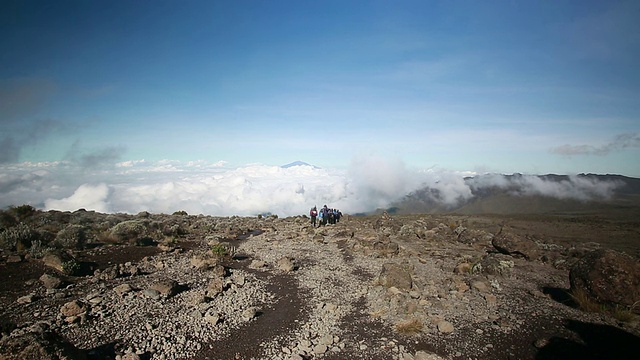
[310, 206, 318, 227]
[317, 209, 324, 227]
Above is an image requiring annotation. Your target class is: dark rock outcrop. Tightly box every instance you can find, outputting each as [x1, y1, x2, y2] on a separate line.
[570, 249, 640, 311]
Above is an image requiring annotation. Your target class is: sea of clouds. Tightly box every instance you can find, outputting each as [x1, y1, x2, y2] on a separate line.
[0, 156, 624, 217]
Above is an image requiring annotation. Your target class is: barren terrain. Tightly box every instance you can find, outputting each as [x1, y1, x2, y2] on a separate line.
[1, 209, 639, 360]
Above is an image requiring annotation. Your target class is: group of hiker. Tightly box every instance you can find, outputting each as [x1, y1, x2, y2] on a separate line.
[309, 205, 342, 227]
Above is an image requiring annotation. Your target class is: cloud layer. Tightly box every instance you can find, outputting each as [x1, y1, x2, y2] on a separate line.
[550, 133, 640, 156]
[0, 157, 626, 217]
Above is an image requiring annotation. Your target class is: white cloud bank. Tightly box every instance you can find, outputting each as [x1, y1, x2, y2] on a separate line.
[0, 157, 626, 216]
[44, 183, 110, 213]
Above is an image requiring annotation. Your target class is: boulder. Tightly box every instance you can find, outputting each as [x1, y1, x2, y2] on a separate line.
[6, 255, 23, 263]
[277, 257, 296, 272]
[142, 289, 162, 300]
[492, 230, 538, 260]
[478, 253, 515, 276]
[41, 250, 78, 275]
[454, 262, 472, 274]
[373, 212, 403, 235]
[206, 277, 225, 297]
[569, 249, 640, 311]
[39, 273, 64, 290]
[437, 320, 454, 333]
[372, 240, 400, 256]
[399, 223, 427, 240]
[17, 293, 37, 304]
[0, 326, 87, 360]
[60, 300, 87, 317]
[190, 255, 217, 270]
[150, 279, 180, 297]
[113, 283, 134, 297]
[204, 310, 221, 325]
[377, 263, 413, 290]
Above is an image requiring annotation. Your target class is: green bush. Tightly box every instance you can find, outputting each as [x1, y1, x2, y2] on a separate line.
[210, 244, 229, 257]
[28, 239, 54, 259]
[0, 210, 18, 230]
[54, 224, 88, 249]
[62, 260, 81, 276]
[8, 205, 37, 222]
[109, 220, 148, 244]
[0, 223, 40, 252]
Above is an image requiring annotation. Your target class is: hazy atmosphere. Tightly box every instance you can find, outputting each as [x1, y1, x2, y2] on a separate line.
[1, 0, 639, 216]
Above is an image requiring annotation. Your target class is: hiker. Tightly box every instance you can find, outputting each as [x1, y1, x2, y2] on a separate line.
[317, 209, 324, 227]
[310, 206, 318, 227]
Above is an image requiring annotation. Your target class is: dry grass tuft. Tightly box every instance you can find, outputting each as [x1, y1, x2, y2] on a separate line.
[369, 309, 386, 318]
[571, 288, 637, 323]
[570, 288, 604, 313]
[395, 318, 424, 334]
[97, 230, 120, 245]
[612, 305, 636, 322]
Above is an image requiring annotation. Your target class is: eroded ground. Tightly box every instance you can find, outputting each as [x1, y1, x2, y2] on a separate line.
[1, 212, 639, 360]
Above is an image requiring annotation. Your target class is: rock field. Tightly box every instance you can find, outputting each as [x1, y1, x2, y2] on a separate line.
[1, 211, 639, 359]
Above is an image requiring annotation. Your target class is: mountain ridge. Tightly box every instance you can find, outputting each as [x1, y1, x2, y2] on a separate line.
[386, 173, 640, 217]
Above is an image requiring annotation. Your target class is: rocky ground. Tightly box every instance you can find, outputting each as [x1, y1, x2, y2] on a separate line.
[1, 211, 639, 360]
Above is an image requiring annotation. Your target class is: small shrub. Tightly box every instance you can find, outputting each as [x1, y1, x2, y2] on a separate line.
[97, 230, 120, 244]
[0, 223, 40, 252]
[109, 220, 148, 244]
[211, 244, 230, 257]
[8, 205, 37, 222]
[62, 260, 81, 276]
[29, 239, 54, 259]
[173, 210, 188, 216]
[161, 222, 186, 237]
[395, 318, 424, 334]
[0, 211, 18, 230]
[54, 224, 87, 249]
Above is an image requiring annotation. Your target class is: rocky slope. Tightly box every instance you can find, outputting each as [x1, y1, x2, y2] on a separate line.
[0, 211, 639, 359]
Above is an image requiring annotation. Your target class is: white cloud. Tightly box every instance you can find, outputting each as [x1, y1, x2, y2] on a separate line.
[467, 173, 622, 201]
[0, 157, 627, 216]
[45, 183, 110, 213]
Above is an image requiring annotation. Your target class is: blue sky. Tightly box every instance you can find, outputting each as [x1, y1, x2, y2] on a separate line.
[0, 1, 639, 214]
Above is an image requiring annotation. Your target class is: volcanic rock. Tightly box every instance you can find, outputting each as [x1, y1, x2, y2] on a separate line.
[39, 273, 64, 290]
[60, 300, 87, 317]
[0, 326, 87, 360]
[150, 279, 180, 297]
[569, 249, 640, 311]
[378, 262, 413, 290]
[41, 250, 77, 274]
[492, 229, 538, 260]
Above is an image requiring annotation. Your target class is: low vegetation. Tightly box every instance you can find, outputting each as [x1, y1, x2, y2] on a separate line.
[395, 318, 424, 335]
[570, 288, 637, 322]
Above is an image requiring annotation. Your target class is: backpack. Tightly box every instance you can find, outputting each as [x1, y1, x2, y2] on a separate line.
[311, 210, 317, 216]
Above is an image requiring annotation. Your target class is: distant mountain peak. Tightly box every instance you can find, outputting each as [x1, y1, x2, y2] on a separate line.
[281, 161, 320, 169]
